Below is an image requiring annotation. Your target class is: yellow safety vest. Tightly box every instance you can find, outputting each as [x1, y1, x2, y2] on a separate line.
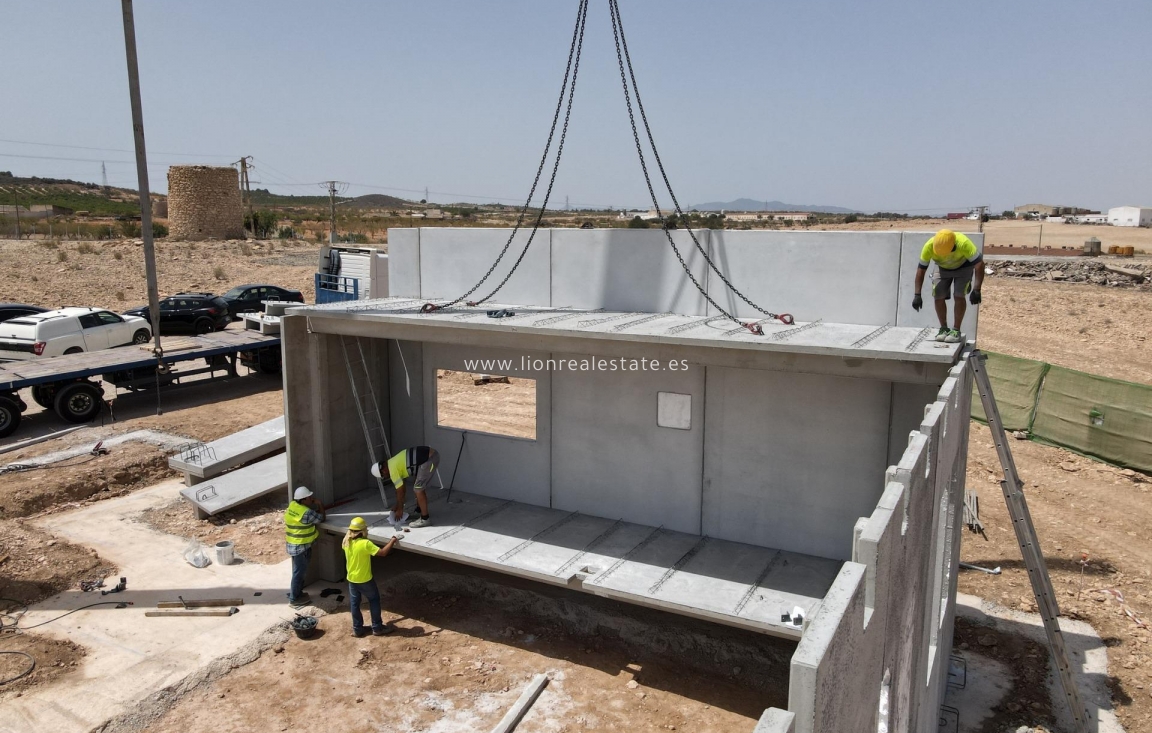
[386, 451, 410, 488]
[284, 500, 318, 545]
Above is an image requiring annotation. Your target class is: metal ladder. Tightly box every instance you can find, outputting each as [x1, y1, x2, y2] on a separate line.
[340, 335, 395, 512]
[970, 350, 1088, 732]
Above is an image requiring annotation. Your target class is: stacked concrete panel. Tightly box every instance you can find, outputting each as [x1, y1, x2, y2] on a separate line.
[167, 165, 243, 241]
[389, 228, 983, 334]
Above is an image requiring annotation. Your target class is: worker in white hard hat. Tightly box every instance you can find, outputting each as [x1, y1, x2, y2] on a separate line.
[284, 486, 325, 607]
[370, 446, 439, 528]
[912, 229, 984, 344]
[342, 516, 400, 637]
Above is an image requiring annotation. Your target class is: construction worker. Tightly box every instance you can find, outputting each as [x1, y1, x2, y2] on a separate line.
[370, 446, 439, 528]
[284, 486, 325, 607]
[342, 516, 400, 637]
[912, 229, 984, 343]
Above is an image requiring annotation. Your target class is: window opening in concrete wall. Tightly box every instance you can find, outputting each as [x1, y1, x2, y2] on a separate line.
[435, 369, 536, 440]
[656, 391, 692, 430]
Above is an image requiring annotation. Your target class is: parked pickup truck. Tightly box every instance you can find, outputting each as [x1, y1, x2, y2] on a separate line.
[0, 307, 151, 361]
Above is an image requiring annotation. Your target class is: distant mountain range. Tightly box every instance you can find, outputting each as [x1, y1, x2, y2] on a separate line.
[691, 198, 858, 214]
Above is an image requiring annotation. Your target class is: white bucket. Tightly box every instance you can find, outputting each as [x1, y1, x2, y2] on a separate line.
[215, 540, 235, 566]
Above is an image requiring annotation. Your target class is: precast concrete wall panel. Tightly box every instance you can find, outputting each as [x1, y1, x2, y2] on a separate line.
[550, 229, 711, 314]
[421, 343, 552, 507]
[895, 231, 983, 337]
[418, 228, 552, 306]
[707, 231, 903, 326]
[701, 367, 891, 560]
[387, 229, 422, 298]
[550, 359, 705, 534]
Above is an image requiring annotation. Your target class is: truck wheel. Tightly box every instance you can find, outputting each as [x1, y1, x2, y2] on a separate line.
[31, 384, 54, 409]
[257, 348, 282, 375]
[0, 395, 21, 438]
[132, 329, 151, 344]
[63, 347, 83, 355]
[54, 382, 104, 424]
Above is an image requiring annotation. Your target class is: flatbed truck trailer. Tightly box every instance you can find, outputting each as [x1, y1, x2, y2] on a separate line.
[0, 329, 281, 439]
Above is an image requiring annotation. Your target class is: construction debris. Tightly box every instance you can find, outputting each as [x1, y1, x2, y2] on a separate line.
[985, 259, 1151, 289]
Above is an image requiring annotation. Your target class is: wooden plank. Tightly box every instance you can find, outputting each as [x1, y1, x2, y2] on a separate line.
[145, 608, 239, 617]
[156, 598, 245, 608]
[490, 674, 549, 733]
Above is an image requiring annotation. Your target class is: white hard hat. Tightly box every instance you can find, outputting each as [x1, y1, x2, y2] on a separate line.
[370, 462, 381, 479]
[294, 486, 313, 500]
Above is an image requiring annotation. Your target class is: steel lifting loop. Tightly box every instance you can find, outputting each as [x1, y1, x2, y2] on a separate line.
[744, 323, 764, 336]
[420, 303, 441, 314]
[776, 314, 795, 325]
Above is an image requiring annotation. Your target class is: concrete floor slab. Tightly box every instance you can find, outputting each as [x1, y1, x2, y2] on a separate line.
[321, 487, 841, 639]
[0, 479, 319, 733]
[167, 415, 284, 482]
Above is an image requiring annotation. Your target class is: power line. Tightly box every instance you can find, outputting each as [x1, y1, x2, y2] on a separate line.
[0, 137, 234, 158]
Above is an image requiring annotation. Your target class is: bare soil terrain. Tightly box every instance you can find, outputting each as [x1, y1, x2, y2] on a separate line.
[138, 492, 287, 565]
[961, 426, 1152, 732]
[0, 238, 317, 311]
[148, 556, 789, 733]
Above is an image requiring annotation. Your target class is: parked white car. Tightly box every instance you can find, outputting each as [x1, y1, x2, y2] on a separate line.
[0, 307, 151, 361]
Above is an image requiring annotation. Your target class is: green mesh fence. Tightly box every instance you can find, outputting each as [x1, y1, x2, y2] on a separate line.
[970, 352, 1049, 432]
[972, 352, 1152, 473]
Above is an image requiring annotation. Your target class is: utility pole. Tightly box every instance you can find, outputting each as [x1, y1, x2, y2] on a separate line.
[119, 0, 164, 381]
[321, 181, 346, 243]
[238, 156, 254, 238]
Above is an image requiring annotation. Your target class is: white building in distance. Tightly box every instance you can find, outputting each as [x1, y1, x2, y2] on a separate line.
[1108, 206, 1152, 227]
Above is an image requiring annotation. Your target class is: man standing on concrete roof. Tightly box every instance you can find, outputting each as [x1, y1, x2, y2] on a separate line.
[284, 486, 325, 607]
[371, 446, 439, 529]
[912, 229, 984, 343]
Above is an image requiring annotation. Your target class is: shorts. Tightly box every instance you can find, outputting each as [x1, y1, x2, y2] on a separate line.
[931, 263, 975, 300]
[411, 448, 439, 491]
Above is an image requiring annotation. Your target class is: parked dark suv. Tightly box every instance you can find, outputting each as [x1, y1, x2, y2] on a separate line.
[123, 293, 231, 335]
[0, 303, 49, 322]
[221, 284, 304, 318]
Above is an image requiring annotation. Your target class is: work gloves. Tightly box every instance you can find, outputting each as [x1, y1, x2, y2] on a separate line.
[912, 294, 923, 312]
[970, 290, 982, 305]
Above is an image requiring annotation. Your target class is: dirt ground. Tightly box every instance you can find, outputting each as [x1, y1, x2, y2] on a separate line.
[0, 238, 317, 311]
[436, 369, 537, 440]
[961, 424, 1152, 731]
[148, 556, 791, 733]
[138, 491, 287, 565]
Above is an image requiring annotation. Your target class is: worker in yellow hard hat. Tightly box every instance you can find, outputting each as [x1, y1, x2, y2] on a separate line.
[341, 516, 400, 637]
[912, 229, 984, 343]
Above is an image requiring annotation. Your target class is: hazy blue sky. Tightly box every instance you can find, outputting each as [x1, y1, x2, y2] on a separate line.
[2, 1, 1149, 213]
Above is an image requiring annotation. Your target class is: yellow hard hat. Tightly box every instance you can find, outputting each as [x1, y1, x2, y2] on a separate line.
[933, 229, 957, 257]
[349, 517, 368, 531]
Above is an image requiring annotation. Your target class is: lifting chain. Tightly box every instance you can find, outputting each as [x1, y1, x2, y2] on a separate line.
[422, 0, 589, 314]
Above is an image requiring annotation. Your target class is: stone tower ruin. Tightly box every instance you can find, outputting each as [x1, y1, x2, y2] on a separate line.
[167, 165, 244, 240]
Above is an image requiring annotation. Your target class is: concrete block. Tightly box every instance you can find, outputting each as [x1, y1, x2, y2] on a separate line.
[549, 228, 710, 314]
[419, 227, 551, 306]
[702, 366, 892, 560]
[895, 231, 983, 337]
[754, 709, 796, 733]
[422, 342, 551, 507]
[707, 230, 903, 326]
[387, 229, 421, 298]
[551, 360, 705, 534]
[179, 453, 287, 516]
[168, 416, 284, 482]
